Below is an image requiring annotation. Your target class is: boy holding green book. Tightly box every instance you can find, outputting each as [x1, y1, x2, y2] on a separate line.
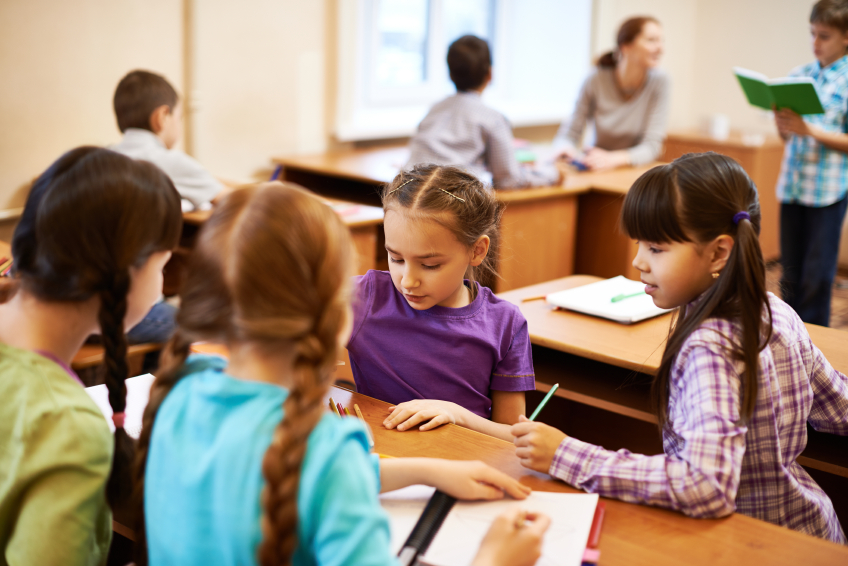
[774, 0, 848, 326]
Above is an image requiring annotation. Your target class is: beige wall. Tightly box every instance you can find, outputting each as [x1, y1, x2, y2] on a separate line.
[3, 0, 846, 265]
[0, 0, 183, 213]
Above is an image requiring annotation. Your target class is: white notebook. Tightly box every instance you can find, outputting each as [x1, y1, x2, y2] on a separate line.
[85, 373, 155, 440]
[545, 276, 671, 324]
[380, 487, 598, 566]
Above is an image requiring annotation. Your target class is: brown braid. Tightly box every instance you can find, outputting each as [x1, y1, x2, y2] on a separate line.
[7, 147, 181, 523]
[132, 329, 192, 566]
[132, 182, 353, 565]
[98, 270, 134, 508]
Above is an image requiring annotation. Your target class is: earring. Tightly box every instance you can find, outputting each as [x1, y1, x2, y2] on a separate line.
[711, 272, 720, 279]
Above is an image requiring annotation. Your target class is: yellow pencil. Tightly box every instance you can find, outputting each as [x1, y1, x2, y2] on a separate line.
[354, 404, 376, 448]
[328, 397, 341, 417]
[344, 407, 352, 416]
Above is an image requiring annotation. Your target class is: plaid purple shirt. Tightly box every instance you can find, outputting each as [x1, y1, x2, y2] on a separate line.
[550, 294, 848, 542]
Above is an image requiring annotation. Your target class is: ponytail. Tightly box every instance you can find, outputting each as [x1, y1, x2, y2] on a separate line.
[621, 153, 771, 429]
[597, 51, 617, 68]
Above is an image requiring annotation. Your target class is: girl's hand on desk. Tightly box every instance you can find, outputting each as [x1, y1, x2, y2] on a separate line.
[427, 459, 532, 501]
[472, 509, 550, 566]
[384, 399, 466, 432]
[511, 415, 567, 473]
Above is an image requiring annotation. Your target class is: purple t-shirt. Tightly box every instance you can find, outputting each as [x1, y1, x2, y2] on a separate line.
[348, 270, 535, 419]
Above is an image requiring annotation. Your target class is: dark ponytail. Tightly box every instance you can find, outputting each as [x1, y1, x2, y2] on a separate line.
[12, 147, 182, 509]
[598, 16, 659, 68]
[621, 152, 772, 428]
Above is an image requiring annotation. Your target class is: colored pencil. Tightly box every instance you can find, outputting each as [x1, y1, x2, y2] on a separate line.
[329, 397, 341, 417]
[528, 383, 559, 421]
[354, 404, 375, 448]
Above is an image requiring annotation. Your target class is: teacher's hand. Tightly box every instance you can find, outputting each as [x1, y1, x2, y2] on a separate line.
[583, 147, 630, 171]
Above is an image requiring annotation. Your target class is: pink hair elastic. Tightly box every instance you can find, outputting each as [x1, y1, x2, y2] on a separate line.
[733, 211, 750, 225]
[112, 412, 126, 429]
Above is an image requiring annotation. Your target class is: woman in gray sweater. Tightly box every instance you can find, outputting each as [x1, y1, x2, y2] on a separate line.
[555, 17, 670, 171]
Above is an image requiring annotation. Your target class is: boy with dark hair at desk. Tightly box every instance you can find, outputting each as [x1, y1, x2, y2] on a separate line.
[407, 35, 562, 189]
[774, 0, 848, 326]
[111, 69, 224, 212]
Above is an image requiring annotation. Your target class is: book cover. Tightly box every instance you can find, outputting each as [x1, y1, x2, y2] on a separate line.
[734, 67, 824, 115]
[544, 276, 671, 324]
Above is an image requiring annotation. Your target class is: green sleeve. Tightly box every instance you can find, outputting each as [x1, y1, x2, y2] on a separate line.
[6, 407, 113, 566]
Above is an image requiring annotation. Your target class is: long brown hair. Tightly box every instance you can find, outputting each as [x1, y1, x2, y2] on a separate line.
[620, 152, 772, 429]
[6, 146, 182, 507]
[598, 16, 660, 68]
[381, 164, 502, 298]
[133, 182, 353, 565]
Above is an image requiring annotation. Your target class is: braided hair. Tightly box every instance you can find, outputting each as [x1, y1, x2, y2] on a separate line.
[8, 146, 182, 507]
[382, 164, 502, 297]
[133, 182, 353, 565]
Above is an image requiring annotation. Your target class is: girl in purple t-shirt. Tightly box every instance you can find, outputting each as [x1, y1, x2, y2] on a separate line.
[347, 164, 536, 441]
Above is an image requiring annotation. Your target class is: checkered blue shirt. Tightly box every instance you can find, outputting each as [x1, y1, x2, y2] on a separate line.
[549, 294, 848, 542]
[407, 92, 559, 188]
[776, 55, 848, 207]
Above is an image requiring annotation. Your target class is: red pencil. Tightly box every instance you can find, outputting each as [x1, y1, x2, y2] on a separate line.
[337, 402, 345, 415]
[587, 501, 606, 548]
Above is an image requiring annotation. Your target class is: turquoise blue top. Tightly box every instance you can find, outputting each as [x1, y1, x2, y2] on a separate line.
[145, 355, 398, 566]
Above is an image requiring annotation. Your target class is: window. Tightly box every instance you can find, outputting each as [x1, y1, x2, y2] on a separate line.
[336, 0, 592, 141]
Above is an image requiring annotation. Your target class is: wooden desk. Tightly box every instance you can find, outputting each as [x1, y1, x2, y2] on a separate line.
[662, 131, 784, 262]
[336, 387, 848, 565]
[273, 148, 653, 291]
[498, 275, 848, 521]
[0, 239, 9, 258]
[108, 379, 848, 563]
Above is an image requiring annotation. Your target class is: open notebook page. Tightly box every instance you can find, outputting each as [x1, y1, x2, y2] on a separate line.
[421, 492, 598, 566]
[379, 484, 437, 555]
[85, 373, 155, 440]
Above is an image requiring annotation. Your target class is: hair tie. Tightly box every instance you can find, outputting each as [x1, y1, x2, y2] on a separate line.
[732, 211, 750, 225]
[112, 412, 126, 429]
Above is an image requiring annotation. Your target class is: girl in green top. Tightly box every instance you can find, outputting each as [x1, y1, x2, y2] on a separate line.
[0, 147, 182, 565]
[134, 182, 550, 566]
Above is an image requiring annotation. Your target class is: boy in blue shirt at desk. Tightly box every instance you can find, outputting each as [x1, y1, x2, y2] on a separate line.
[775, 0, 848, 326]
[407, 35, 563, 189]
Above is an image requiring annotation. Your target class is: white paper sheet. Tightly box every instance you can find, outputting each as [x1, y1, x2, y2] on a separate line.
[421, 492, 598, 566]
[545, 276, 670, 323]
[379, 484, 437, 555]
[85, 373, 155, 439]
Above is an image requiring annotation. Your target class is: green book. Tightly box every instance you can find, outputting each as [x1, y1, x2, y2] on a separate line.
[734, 67, 824, 115]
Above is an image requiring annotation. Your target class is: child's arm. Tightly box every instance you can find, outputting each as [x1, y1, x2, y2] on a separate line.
[775, 108, 848, 153]
[383, 398, 519, 442]
[807, 339, 848, 434]
[379, 458, 530, 500]
[513, 343, 747, 519]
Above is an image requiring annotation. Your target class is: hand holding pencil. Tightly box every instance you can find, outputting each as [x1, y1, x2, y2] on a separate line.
[511, 414, 568, 474]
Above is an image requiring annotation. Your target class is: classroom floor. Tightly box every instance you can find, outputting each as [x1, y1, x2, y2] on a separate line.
[765, 262, 848, 330]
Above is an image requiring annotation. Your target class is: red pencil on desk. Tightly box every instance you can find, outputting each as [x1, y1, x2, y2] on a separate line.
[581, 501, 606, 565]
[337, 402, 345, 415]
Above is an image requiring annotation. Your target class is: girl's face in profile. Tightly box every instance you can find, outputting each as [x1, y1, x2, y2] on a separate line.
[625, 21, 664, 69]
[631, 239, 715, 310]
[125, 250, 172, 331]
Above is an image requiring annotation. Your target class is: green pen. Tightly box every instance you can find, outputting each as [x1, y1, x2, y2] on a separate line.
[529, 383, 559, 421]
[611, 290, 645, 303]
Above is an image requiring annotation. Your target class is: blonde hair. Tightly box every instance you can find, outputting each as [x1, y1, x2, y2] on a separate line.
[133, 182, 353, 565]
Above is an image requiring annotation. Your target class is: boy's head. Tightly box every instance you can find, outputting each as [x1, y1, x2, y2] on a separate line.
[113, 70, 182, 149]
[447, 35, 492, 92]
[810, 0, 848, 66]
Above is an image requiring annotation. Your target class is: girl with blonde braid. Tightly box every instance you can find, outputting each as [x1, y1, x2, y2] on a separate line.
[135, 182, 549, 566]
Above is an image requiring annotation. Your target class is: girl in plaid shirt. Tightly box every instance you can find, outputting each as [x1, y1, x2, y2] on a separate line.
[513, 153, 848, 542]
